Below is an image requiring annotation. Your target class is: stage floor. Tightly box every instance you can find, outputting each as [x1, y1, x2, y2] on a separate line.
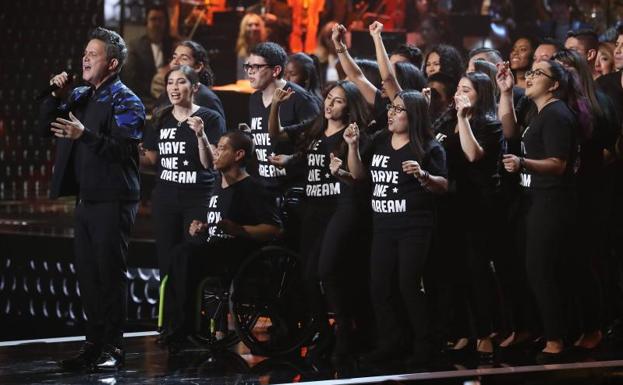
[2, 334, 623, 385]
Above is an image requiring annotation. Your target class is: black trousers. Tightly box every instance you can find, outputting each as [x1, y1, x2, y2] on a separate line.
[74, 200, 139, 348]
[524, 188, 576, 341]
[299, 201, 360, 325]
[166, 239, 256, 336]
[152, 184, 210, 278]
[370, 215, 433, 356]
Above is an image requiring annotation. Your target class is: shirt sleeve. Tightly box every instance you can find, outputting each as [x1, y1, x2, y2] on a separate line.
[426, 141, 448, 178]
[79, 88, 146, 161]
[541, 106, 574, 160]
[199, 109, 226, 145]
[473, 120, 503, 158]
[142, 121, 158, 151]
[248, 182, 283, 228]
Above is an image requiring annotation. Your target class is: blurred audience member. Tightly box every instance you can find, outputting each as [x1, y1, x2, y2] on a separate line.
[124, 4, 175, 108]
[236, 13, 268, 80]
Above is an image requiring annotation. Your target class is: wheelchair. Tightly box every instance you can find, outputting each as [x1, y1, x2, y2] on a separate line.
[158, 187, 318, 356]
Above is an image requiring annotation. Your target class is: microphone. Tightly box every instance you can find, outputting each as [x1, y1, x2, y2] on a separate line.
[36, 70, 74, 101]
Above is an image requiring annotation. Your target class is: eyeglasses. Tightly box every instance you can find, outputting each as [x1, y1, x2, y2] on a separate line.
[243, 63, 272, 73]
[525, 69, 555, 80]
[386, 104, 407, 113]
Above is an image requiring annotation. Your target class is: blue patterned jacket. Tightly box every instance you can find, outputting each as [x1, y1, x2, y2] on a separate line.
[39, 75, 145, 201]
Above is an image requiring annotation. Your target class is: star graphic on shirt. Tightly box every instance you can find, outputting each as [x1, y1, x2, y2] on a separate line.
[392, 187, 398, 194]
[183, 160, 189, 166]
[270, 152, 276, 157]
[325, 173, 330, 178]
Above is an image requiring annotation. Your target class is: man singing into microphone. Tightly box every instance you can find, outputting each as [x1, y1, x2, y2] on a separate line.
[38, 27, 145, 371]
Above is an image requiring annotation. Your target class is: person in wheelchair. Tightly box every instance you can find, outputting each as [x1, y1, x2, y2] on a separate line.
[164, 130, 282, 350]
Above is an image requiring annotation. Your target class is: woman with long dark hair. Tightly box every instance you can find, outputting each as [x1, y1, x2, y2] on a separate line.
[346, 90, 448, 365]
[501, 60, 580, 360]
[267, 80, 371, 362]
[141, 65, 225, 306]
[432, 71, 503, 360]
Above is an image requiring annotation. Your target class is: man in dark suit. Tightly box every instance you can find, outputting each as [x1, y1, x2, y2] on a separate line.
[123, 4, 175, 108]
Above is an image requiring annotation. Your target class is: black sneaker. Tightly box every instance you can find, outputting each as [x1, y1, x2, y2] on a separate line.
[94, 345, 125, 370]
[58, 341, 101, 371]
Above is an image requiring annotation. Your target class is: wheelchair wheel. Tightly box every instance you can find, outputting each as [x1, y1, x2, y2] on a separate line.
[195, 276, 240, 349]
[229, 246, 316, 356]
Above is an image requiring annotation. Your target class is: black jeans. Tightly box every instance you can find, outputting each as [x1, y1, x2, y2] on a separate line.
[152, 184, 210, 277]
[74, 200, 139, 348]
[370, 215, 433, 356]
[299, 201, 360, 325]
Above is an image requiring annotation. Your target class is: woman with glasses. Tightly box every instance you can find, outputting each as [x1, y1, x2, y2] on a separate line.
[431, 71, 503, 361]
[331, 22, 426, 133]
[267, 80, 371, 363]
[345, 90, 448, 365]
[501, 60, 580, 361]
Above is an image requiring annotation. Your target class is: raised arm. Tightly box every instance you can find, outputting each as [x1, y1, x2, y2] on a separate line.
[455, 95, 485, 162]
[343, 123, 367, 180]
[370, 21, 401, 101]
[331, 23, 378, 105]
[187, 116, 215, 169]
[496, 62, 519, 139]
[267, 87, 295, 141]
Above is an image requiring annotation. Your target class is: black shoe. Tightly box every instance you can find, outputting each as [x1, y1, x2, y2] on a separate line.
[94, 345, 125, 370]
[535, 350, 567, 364]
[358, 346, 404, 366]
[58, 342, 101, 371]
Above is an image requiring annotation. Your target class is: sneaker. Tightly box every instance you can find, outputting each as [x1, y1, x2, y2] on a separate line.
[94, 345, 125, 370]
[58, 342, 101, 371]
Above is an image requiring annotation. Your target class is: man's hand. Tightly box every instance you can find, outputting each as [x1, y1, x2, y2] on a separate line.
[268, 154, 292, 168]
[272, 87, 295, 105]
[51, 111, 85, 139]
[189, 219, 208, 236]
[49, 71, 72, 98]
[216, 219, 244, 237]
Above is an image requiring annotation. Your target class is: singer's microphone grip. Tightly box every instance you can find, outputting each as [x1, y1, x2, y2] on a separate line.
[36, 70, 73, 101]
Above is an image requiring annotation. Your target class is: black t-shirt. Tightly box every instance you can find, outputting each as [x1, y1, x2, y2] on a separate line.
[596, 71, 623, 127]
[247, 81, 320, 191]
[144, 107, 225, 191]
[365, 133, 447, 222]
[520, 100, 578, 190]
[203, 176, 282, 244]
[303, 128, 356, 205]
[435, 117, 503, 194]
